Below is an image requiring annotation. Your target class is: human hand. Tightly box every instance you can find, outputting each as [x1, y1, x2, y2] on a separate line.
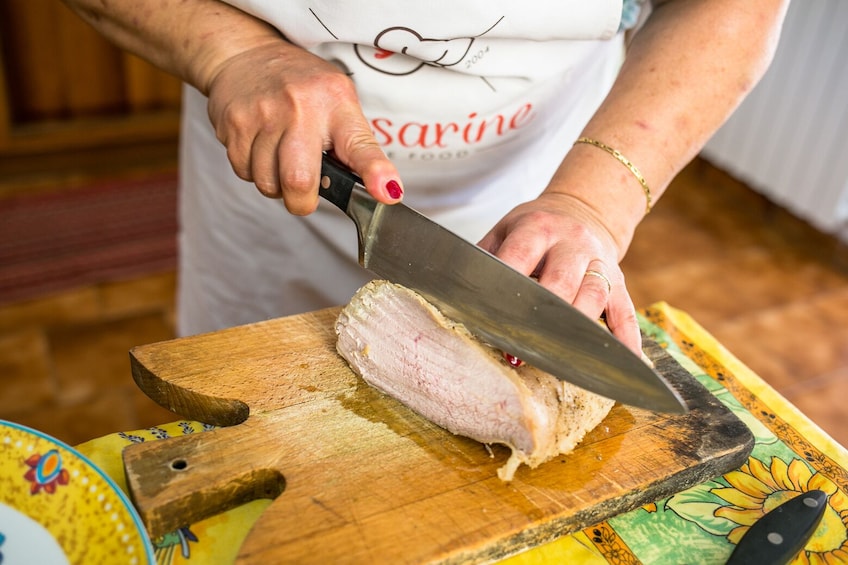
[204, 40, 403, 214]
[477, 192, 642, 355]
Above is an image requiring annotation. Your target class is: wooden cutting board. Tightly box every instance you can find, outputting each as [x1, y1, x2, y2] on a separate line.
[123, 307, 753, 564]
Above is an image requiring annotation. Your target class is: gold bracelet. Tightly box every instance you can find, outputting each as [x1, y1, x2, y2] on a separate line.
[574, 137, 652, 214]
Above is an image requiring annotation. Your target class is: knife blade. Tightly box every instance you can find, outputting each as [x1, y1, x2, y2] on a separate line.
[318, 153, 687, 414]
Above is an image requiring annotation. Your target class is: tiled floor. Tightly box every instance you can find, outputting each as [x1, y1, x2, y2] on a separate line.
[0, 273, 179, 444]
[0, 157, 846, 449]
[622, 159, 848, 447]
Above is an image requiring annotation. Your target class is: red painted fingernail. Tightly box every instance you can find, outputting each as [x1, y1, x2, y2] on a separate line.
[503, 352, 525, 368]
[386, 180, 403, 199]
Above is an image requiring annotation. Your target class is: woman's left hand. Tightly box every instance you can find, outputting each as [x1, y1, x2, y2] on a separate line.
[478, 192, 642, 355]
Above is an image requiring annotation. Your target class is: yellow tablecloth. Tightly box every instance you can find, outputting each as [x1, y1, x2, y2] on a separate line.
[76, 303, 848, 564]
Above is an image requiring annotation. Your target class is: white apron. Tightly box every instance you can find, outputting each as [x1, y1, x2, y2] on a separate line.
[178, 1, 630, 335]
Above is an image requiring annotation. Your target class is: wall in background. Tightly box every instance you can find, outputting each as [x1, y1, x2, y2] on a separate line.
[701, 0, 848, 242]
[0, 0, 181, 190]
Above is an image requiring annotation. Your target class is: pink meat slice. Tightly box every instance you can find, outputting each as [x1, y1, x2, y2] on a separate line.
[335, 280, 614, 481]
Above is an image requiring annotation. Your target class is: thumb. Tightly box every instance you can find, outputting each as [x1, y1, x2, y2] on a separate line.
[331, 123, 403, 204]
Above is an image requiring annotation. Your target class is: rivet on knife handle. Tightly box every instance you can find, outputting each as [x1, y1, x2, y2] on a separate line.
[726, 489, 827, 565]
[320, 153, 360, 212]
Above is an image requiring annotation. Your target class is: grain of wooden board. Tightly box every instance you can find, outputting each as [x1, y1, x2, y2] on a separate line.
[123, 306, 753, 564]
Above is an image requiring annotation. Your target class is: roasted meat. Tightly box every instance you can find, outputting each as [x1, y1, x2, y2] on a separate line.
[335, 280, 614, 480]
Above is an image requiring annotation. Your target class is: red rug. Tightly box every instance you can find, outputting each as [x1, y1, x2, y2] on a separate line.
[0, 173, 178, 305]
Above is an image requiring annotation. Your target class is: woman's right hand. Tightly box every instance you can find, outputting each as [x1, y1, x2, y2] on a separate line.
[59, 0, 402, 213]
[205, 40, 403, 214]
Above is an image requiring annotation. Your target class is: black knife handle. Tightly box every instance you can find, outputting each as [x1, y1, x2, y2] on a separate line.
[319, 153, 362, 212]
[726, 489, 827, 565]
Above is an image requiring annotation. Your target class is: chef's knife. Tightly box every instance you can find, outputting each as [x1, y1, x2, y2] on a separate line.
[319, 153, 687, 414]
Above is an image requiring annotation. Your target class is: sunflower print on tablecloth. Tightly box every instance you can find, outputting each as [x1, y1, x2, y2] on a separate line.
[713, 456, 847, 563]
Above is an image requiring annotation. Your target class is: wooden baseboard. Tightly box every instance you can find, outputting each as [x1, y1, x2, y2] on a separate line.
[0, 140, 178, 199]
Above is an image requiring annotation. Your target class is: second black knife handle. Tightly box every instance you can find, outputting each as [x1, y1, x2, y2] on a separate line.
[726, 489, 827, 565]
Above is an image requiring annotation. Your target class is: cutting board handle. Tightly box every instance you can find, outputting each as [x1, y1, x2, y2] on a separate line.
[123, 419, 285, 539]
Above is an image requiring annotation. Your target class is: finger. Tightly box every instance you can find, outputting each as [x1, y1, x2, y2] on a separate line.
[219, 124, 256, 184]
[534, 246, 592, 304]
[605, 285, 642, 355]
[249, 128, 283, 198]
[210, 100, 256, 184]
[476, 228, 504, 256]
[488, 217, 557, 277]
[331, 115, 403, 204]
[497, 237, 551, 278]
[277, 134, 324, 215]
[568, 261, 612, 322]
[571, 263, 643, 355]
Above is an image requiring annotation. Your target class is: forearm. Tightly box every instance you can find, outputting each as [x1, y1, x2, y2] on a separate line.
[548, 0, 789, 256]
[60, 0, 285, 94]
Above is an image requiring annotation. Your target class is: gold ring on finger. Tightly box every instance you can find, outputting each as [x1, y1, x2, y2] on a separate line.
[584, 269, 612, 293]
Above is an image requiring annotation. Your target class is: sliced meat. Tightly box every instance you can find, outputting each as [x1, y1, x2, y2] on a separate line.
[335, 280, 614, 481]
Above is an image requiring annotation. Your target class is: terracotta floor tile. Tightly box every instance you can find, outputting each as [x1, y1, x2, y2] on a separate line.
[782, 367, 848, 449]
[49, 312, 174, 404]
[3, 356, 180, 444]
[628, 248, 848, 330]
[6, 388, 138, 446]
[624, 212, 730, 273]
[657, 165, 774, 242]
[0, 328, 54, 414]
[710, 287, 848, 391]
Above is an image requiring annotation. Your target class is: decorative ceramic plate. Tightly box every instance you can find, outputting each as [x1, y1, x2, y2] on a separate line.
[0, 420, 155, 564]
